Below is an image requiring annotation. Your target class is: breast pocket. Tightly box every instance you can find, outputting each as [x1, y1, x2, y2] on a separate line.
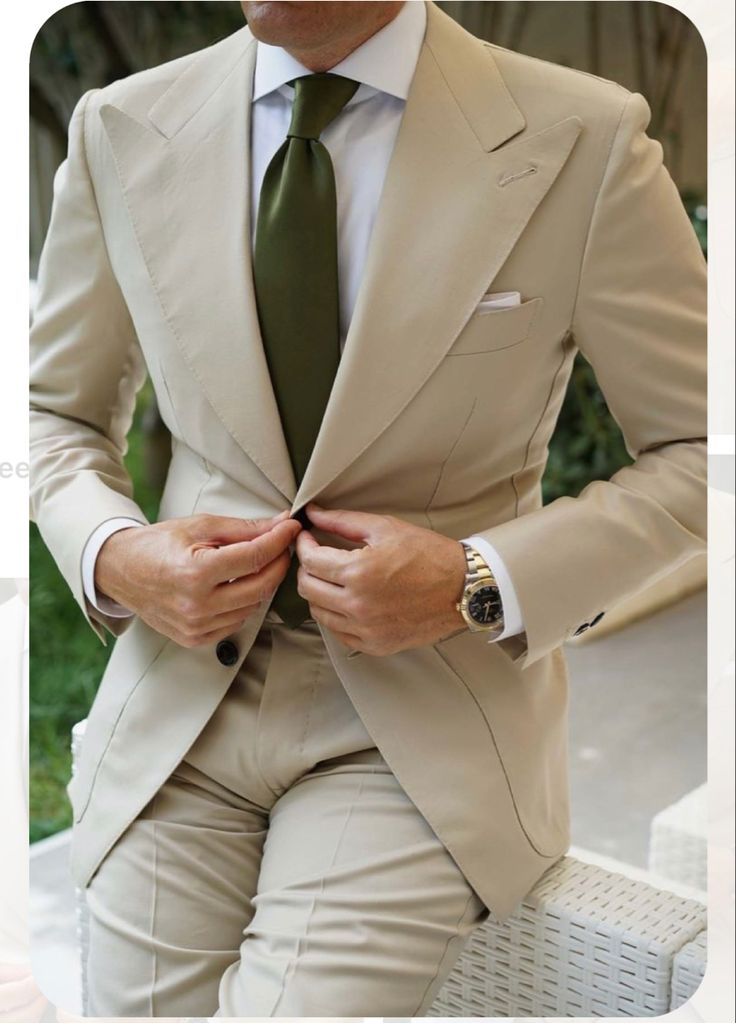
[447, 296, 544, 356]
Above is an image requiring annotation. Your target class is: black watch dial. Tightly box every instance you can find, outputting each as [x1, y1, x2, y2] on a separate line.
[468, 585, 503, 626]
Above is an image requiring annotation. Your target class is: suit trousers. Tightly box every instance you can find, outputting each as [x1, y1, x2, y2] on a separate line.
[84, 614, 489, 1017]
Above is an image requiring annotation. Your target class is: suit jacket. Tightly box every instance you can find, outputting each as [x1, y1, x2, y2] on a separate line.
[29, 1, 707, 922]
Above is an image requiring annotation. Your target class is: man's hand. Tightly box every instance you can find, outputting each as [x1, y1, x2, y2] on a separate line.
[95, 512, 301, 647]
[295, 504, 467, 655]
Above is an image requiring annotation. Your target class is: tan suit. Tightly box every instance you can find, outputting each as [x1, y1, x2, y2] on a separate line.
[30, 0, 706, 1014]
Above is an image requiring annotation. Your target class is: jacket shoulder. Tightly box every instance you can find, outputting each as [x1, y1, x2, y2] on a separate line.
[83, 26, 250, 125]
[486, 42, 635, 132]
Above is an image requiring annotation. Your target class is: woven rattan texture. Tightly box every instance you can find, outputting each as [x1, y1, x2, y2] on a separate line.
[428, 856, 706, 1017]
[670, 928, 707, 1010]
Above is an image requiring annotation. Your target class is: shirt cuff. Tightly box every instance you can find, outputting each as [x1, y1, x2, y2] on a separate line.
[81, 518, 144, 618]
[462, 535, 525, 641]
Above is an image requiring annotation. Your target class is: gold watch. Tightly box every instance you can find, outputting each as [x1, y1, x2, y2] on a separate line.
[456, 542, 505, 635]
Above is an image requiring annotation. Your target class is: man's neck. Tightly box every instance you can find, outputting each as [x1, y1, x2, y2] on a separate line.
[284, 6, 403, 72]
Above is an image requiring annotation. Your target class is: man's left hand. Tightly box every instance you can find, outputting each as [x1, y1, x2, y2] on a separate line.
[294, 503, 468, 655]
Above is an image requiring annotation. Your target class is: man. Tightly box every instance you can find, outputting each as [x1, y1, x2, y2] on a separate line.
[29, 0, 706, 1015]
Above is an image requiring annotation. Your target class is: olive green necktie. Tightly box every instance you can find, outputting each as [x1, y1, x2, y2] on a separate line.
[253, 73, 359, 628]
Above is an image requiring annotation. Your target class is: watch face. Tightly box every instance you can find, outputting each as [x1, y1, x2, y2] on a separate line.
[468, 585, 502, 626]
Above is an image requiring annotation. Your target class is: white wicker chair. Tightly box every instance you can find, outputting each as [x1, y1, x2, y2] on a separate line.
[71, 721, 706, 1017]
[669, 928, 707, 1009]
[427, 856, 706, 1017]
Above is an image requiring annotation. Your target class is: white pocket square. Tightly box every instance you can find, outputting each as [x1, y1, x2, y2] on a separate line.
[476, 291, 521, 311]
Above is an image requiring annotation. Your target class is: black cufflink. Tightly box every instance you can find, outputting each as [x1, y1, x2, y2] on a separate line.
[216, 639, 239, 666]
[573, 623, 590, 636]
[590, 611, 605, 627]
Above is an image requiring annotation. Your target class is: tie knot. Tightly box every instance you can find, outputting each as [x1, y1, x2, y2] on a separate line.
[287, 73, 359, 141]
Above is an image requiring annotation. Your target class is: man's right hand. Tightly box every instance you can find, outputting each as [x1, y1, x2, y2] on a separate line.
[94, 512, 301, 647]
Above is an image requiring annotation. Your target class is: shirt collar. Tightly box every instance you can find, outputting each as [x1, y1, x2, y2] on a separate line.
[252, 0, 427, 103]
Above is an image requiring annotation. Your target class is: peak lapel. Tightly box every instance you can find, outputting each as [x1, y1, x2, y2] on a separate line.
[99, 28, 297, 502]
[294, 5, 582, 510]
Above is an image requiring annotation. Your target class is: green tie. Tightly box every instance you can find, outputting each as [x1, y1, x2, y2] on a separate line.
[254, 73, 359, 628]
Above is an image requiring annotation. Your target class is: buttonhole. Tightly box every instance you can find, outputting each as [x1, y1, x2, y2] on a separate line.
[498, 164, 538, 188]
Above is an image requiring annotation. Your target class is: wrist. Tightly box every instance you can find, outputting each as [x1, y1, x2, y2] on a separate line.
[450, 540, 470, 630]
[94, 526, 137, 604]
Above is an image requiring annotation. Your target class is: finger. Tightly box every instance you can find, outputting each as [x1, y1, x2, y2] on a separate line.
[211, 551, 292, 612]
[177, 603, 261, 635]
[332, 629, 364, 652]
[192, 511, 291, 547]
[204, 519, 301, 583]
[308, 604, 351, 629]
[309, 605, 362, 645]
[182, 620, 249, 650]
[156, 547, 286, 627]
[295, 529, 353, 583]
[297, 570, 348, 615]
[305, 504, 388, 543]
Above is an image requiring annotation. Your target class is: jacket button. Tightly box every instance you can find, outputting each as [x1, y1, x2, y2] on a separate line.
[293, 506, 311, 528]
[216, 639, 239, 666]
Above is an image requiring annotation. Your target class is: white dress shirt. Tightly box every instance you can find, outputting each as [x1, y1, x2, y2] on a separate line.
[83, 0, 524, 641]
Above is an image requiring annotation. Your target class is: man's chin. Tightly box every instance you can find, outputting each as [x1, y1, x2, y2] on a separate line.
[242, 0, 321, 42]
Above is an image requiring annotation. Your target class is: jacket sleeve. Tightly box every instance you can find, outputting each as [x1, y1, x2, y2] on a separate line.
[30, 89, 149, 643]
[474, 91, 707, 670]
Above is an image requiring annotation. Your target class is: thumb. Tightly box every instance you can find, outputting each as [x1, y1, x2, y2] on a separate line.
[195, 512, 291, 547]
[305, 504, 387, 543]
